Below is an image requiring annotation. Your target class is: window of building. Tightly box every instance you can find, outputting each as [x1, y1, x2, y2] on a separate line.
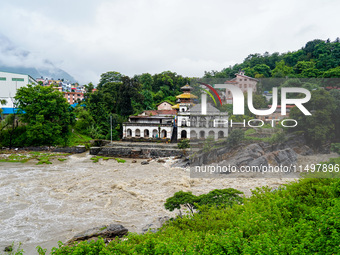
[244, 79, 247, 81]
[12, 78, 24, 82]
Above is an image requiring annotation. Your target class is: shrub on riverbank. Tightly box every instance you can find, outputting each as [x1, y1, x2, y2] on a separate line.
[45, 173, 340, 254]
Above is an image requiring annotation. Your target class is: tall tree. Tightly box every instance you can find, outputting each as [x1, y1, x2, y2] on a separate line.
[15, 85, 75, 146]
[289, 89, 336, 147]
[97, 71, 123, 89]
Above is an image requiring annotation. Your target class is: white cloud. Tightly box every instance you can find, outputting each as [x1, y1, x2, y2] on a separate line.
[0, 0, 339, 84]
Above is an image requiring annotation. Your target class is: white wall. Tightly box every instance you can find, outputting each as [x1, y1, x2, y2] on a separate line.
[0, 71, 36, 107]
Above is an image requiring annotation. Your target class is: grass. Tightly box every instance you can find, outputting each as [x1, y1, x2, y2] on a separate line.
[0, 152, 70, 165]
[90, 156, 126, 163]
[67, 132, 92, 147]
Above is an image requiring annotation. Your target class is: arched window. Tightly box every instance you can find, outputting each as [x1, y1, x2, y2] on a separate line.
[190, 130, 197, 139]
[199, 131, 205, 139]
[181, 130, 187, 139]
[208, 131, 215, 139]
[144, 129, 150, 138]
[161, 130, 167, 138]
[135, 129, 141, 137]
[127, 129, 132, 137]
[152, 129, 158, 138]
[218, 131, 224, 138]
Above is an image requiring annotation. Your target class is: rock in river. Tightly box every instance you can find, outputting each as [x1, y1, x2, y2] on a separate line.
[67, 224, 128, 244]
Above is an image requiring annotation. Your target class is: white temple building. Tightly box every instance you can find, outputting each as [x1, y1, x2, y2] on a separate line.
[123, 84, 229, 141]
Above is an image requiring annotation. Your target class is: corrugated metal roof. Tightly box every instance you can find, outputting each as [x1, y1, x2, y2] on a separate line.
[1, 108, 19, 114]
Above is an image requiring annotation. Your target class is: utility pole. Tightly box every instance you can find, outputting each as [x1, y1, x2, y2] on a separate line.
[110, 115, 113, 144]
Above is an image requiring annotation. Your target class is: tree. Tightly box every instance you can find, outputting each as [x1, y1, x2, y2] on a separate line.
[164, 191, 199, 216]
[139, 73, 153, 90]
[73, 106, 95, 135]
[329, 89, 340, 141]
[272, 60, 294, 78]
[141, 89, 154, 110]
[197, 188, 243, 208]
[289, 89, 336, 147]
[225, 129, 245, 148]
[119, 76, 143, 116]
[164, 189, 244, 217]
[253, 64, 271, 77]
[97, 71, 123, 89]
[323, 66, 340, 78]
[15, 85, 75, 146]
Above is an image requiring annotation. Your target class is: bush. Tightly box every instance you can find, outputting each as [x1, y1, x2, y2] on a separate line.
[177, 139, 190, 150]
[225, 129, 245, 147]
[331, 143, 340, 154]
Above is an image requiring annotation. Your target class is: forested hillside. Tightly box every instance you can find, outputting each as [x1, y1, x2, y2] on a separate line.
[204, 38, 340, 79]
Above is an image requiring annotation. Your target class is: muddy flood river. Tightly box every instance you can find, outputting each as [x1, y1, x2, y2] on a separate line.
[0, 152, 336, 253]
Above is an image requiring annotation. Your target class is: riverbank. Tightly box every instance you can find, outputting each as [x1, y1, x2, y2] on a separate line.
[1, 151, 338, 254]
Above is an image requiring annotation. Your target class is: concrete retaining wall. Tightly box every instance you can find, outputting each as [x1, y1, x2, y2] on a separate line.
[21, 145, 87, 154]
[90, 143, 184, 158]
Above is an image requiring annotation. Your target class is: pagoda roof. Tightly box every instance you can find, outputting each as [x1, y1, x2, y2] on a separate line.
[181, 84, 193, 90]
[176, 93, 198, 99]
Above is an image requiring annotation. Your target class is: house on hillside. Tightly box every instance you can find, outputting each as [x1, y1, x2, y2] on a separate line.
[225, 70, 258, 104]
[156, 101, 173, 110]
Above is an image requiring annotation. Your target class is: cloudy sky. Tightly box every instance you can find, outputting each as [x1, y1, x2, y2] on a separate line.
[0, 0, 339, 84]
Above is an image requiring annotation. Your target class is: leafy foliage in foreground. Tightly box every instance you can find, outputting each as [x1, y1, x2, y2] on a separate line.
[47, 177, 340, 254]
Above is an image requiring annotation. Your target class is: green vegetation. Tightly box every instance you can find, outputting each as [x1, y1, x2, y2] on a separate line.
[66, 131, 92, 147]
[289, 89, 338, 147]
[225, 129, 245, 147]
[90, 156, 126, 163]
[164, 189, 243, 216]
[15, 85, 75, 146]
[177, 139, 190, 149]
[0, 242, 24, 255]
[205, 38, 340, 81]
[41, 176, 340, 254]
[0, 152, 70, 165]
[331, 143, 340, 154]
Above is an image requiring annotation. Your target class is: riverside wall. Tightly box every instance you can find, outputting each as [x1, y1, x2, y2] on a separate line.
[90, 142, 184, 158]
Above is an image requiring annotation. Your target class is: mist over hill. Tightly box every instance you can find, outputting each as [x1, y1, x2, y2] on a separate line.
[0, 33, 76, 82]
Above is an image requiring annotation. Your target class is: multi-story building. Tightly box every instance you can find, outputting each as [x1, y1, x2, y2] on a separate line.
[63, 91, 84, 105]
[225, 70, 258, 104]
[0, 71, 37, 110]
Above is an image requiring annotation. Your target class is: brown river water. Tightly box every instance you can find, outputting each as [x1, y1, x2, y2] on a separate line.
[0, 152, 337, 253]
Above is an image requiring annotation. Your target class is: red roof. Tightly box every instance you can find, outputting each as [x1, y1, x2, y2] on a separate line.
[268, 105, 295, 108]
[143, 110, 177, 115]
